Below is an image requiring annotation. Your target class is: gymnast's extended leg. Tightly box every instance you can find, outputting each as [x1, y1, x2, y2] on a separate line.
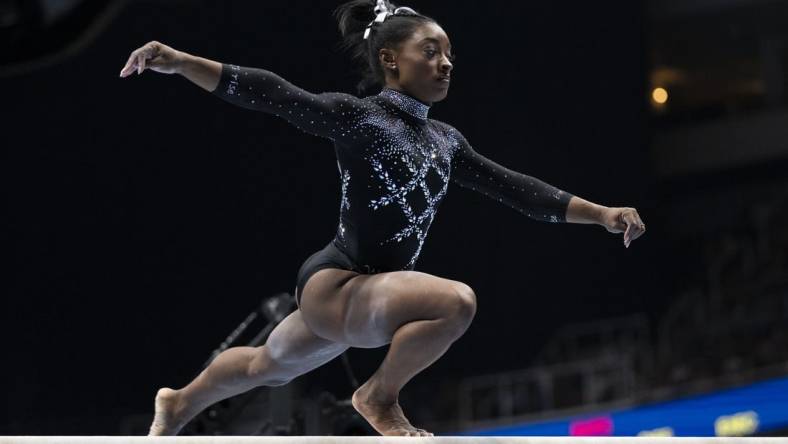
[147, 307, 349, 436]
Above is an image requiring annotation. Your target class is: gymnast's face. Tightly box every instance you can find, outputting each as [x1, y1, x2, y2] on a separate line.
[380, 22, 454, 106]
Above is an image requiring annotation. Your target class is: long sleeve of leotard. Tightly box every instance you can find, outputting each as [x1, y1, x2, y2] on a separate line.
[211, 63, 368, 143]
[450, 127, 575, 223]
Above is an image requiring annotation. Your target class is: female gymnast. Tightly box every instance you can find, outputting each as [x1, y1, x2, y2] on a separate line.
[119, 0, 646, 437]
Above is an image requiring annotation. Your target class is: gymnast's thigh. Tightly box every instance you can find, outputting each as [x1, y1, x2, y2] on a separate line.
[263, 307, 349, 375]
[299, 268, 476, 349]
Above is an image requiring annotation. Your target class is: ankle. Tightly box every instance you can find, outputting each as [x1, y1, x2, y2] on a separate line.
[163, 389, 193, 419]
[358, 378, 399, 405]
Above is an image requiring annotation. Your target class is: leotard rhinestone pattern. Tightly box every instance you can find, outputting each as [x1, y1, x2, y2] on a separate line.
[213, 63, 574, 272]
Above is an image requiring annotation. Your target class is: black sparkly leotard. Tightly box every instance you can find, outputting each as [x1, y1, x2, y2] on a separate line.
[211, 63, 575, 308]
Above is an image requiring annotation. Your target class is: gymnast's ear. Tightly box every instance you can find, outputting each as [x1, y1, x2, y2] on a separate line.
[378, 48, 398, 71]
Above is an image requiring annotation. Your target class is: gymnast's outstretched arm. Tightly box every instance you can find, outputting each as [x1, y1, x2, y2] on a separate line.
[445, 123, 576, 224]
[119, 40, 374, 142]
[443, 123, 647, 247]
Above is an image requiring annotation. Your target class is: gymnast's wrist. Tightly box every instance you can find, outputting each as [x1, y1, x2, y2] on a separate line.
[592, 204, 610, 226]
[175, 52, 223, 92]
[172, 51, 193, 75]
[566, 196, 608, 225]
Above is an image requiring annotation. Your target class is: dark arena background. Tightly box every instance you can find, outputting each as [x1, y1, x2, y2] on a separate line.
[4, 0, 788, 440]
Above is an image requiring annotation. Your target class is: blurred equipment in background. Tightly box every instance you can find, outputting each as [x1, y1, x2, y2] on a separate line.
[119, 291, 373, 436]
[456, 375, 788, 436]
[0, 0, 126, 77]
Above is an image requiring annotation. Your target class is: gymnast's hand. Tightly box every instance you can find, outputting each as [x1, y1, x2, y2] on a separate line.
[119, 41, 185, 77]
[599, 207, 646, 248]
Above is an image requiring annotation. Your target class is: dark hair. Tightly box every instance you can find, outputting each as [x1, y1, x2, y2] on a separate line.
[333, 0, 437, 95]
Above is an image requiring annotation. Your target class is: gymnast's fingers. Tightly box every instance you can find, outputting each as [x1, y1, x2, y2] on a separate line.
[624, 223, 633, 247]
[631, 212, 646, 242]
[624, 210, 641, 247]
[120, 50, 140, 77]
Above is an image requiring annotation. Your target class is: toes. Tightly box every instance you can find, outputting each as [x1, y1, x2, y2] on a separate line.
[406, 428, 432, 437]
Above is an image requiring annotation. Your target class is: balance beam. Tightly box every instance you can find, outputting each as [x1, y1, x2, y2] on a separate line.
[0, 437, 783, 443]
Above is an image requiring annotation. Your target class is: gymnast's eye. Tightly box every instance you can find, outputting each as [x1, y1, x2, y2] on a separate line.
[425, 48, 456, 63]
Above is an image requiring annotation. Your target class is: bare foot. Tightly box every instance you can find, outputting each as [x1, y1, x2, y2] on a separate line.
[147, 387, 189, 436]
[351, 380, 434, 437]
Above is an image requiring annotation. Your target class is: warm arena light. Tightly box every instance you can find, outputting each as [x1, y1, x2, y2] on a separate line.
[652, 87, 669, 104]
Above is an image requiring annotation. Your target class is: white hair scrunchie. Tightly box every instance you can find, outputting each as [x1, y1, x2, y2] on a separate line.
[363, 0, 417, 40]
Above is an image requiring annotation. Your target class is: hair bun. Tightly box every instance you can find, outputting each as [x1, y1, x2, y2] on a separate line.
[393, 6, 417, 15]
[334, 0, 434, 95]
